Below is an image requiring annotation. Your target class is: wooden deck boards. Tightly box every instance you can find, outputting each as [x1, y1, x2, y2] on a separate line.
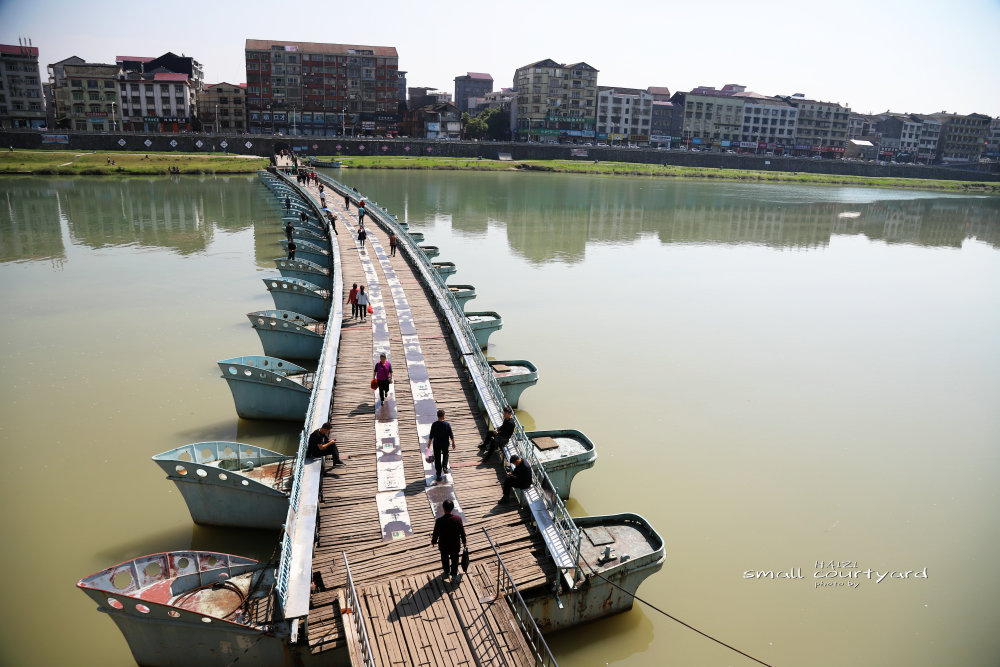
[303, 187, 555, 655]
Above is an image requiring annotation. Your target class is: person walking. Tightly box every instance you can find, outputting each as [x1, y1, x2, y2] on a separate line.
[284, 195, 291, 210]
[481, 406, 515, 461]
[389, 232, 398, 257]
[373, 353, 393, 404]
[307, 422, 345, 469]
[357, 224, 367, 249]
[356, 285, 370, 322]
[287, 239, 296, 260]
[501, 455, 533, 502]
[343, 194, 350, 209]
[347, 283, 359, 319]
[358, 200, 366, 224]
[285, 220, 295, 243]
[428, 409, 455, 482]
[431, 499, 466, 581]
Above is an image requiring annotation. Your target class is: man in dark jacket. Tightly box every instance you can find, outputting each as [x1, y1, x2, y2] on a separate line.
[501, 455, 532, 502]
[481, 406, 515, 461]
[428, 409, 455, 482]
[431, 499, 466, 580]
[307, 422, 345, 468]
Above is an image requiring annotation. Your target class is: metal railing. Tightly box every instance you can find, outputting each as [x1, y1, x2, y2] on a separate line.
[482, 529, 559, 667]
[342, 552, 377, 667]
[260, 169, 345, 615]
[317, 173, 583, 580]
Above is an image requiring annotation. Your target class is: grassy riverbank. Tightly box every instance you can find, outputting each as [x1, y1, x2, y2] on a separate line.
[0, 150, 268, 175]
[322, 155, 1000, 193]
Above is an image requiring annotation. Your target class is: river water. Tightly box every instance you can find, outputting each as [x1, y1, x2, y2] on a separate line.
[1, 172, 998, 666]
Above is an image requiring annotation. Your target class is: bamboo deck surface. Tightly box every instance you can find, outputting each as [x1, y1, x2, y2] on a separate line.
[294, 181, 555, 656]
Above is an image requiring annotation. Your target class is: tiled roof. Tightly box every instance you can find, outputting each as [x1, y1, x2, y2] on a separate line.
[116, 56, 153, 62]
[466, 72, 492, 80]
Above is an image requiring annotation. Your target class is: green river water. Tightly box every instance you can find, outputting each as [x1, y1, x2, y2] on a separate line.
[0, 171, 998, 666]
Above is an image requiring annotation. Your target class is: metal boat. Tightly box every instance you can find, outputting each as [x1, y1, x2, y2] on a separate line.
[448, 284, 476, 311]
[527, 428, 598, 500]
[465, 311, 502, 349]
[433, 261, 456, 280]
[263, 277, 330, 320]
[247, 309, 325, 361]
[279, 238, 329, 267]
[274, 257, 331, 289]
[489, 359, 538, 407]
[77, 551, 294, 666]
[217, 355, 313, 421]
[152, 442, 292, 529]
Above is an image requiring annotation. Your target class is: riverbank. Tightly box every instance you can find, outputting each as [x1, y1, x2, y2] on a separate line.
[0, 149, 268, 175]
[322, 156, 1000, 193]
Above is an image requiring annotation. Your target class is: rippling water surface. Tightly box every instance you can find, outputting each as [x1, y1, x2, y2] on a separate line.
[1, 172, 998, 666]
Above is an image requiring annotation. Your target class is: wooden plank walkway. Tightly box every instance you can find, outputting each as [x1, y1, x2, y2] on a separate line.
[349, 570, 535, 667]
[296, 179, 556, 655]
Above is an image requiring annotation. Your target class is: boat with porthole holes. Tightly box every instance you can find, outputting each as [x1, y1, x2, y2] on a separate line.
[217, 354, 313, 421]
[247, 309, 326, 361]
[76, 551, 299, 666]
[152, 442, 293, 529]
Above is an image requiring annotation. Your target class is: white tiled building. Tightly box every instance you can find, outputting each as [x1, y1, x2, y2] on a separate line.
[734, 92, 797, 149]
[596, 87, 653, 144]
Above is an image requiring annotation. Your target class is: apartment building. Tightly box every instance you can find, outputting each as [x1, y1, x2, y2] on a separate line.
[0, 42, 46, 129]
[596, 87, 652, 144]
[454, 72, 493, 112]
[680, 84, 746, 148]
[245, 39, 400, 136]
[733, 92, 797, 152]
[927, 112, 991, 163]
[198, 82, 247, 133]
[513, 59, 598, 142]
[48, 59, 121, 132]
[650, 101, 677, 148]
[782, 94, 851, 157]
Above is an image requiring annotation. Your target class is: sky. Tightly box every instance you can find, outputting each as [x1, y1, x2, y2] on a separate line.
[2, 0, 999, 117]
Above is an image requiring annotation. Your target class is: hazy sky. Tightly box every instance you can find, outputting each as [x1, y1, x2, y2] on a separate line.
[2, 0, 998, 116]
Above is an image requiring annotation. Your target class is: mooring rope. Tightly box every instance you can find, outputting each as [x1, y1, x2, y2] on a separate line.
[583, 562, 775, 667]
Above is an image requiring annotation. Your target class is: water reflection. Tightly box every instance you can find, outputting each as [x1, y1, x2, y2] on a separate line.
[337, 171, 1000, 264]
[0, 175, 280, 262]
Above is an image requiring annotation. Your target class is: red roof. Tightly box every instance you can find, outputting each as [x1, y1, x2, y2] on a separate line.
[116, 55, 153, 62]
[154, 72, 189, 82]
[466, 72, 493, 80]
[0, 44, 39, 56]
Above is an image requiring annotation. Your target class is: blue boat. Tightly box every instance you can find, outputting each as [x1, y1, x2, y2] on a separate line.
[489, 359, 538, 408]
[280, 239, 329, 267]
[217, 355, 313, 421]
[433, 261, 456, 281]
[465, 311, 502, 349]
[263, 277, 330, 320]
[274, 258, 331, 289]
[152, 442, 292, 529]
[448, 284, 476, 311]
[526, 429, 598, 500]
[247, 309, 325, 360]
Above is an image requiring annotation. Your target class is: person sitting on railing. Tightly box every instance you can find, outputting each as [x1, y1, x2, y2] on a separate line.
[307, 422, 345, 469]
[501, 455, 532, 503]
[431, 499, 466, 581]
[481, 406, 514, 461]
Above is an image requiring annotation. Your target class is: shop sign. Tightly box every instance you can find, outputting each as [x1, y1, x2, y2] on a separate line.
[361, 121, 375, 130]
[162, 117, 187, 123]
[721, 140, 731, 147]
[86, 111, 108, 118]
[691, 137, 703, 144]
[42, 134, 69, 144]
[758, 142, 768, 149]
[739, 141, 756, 148]
[144, 116, 160, 123]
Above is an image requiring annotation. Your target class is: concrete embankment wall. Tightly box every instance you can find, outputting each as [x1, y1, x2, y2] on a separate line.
[3, 130, 998, 182]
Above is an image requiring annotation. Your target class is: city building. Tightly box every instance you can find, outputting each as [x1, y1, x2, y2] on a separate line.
[397, 71, 407, 103]
[408, 87, 451, 110]
[596, 86, 653, 145]
[466, 88, 515, 116]
[650, 100, 677, 148]
[115, 53, 201, 132]
[0, 42, 46, 129]
[782, 94, 851, 157]
[454, 72, 493, 112]
[245, 39, 400, 137]
[647, 86, 671, 102]
[406, 102, 462, 139]
[48, 58, 121, 132]
[513, 59, 598, 142]
[985, 116, 1000, 160]
[118, 53, 204, 91]
[679, 84, 746, 149]
[733, 92, 797, 153]
[198, 82, 247, 133]
[926, 111, 991, 163]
